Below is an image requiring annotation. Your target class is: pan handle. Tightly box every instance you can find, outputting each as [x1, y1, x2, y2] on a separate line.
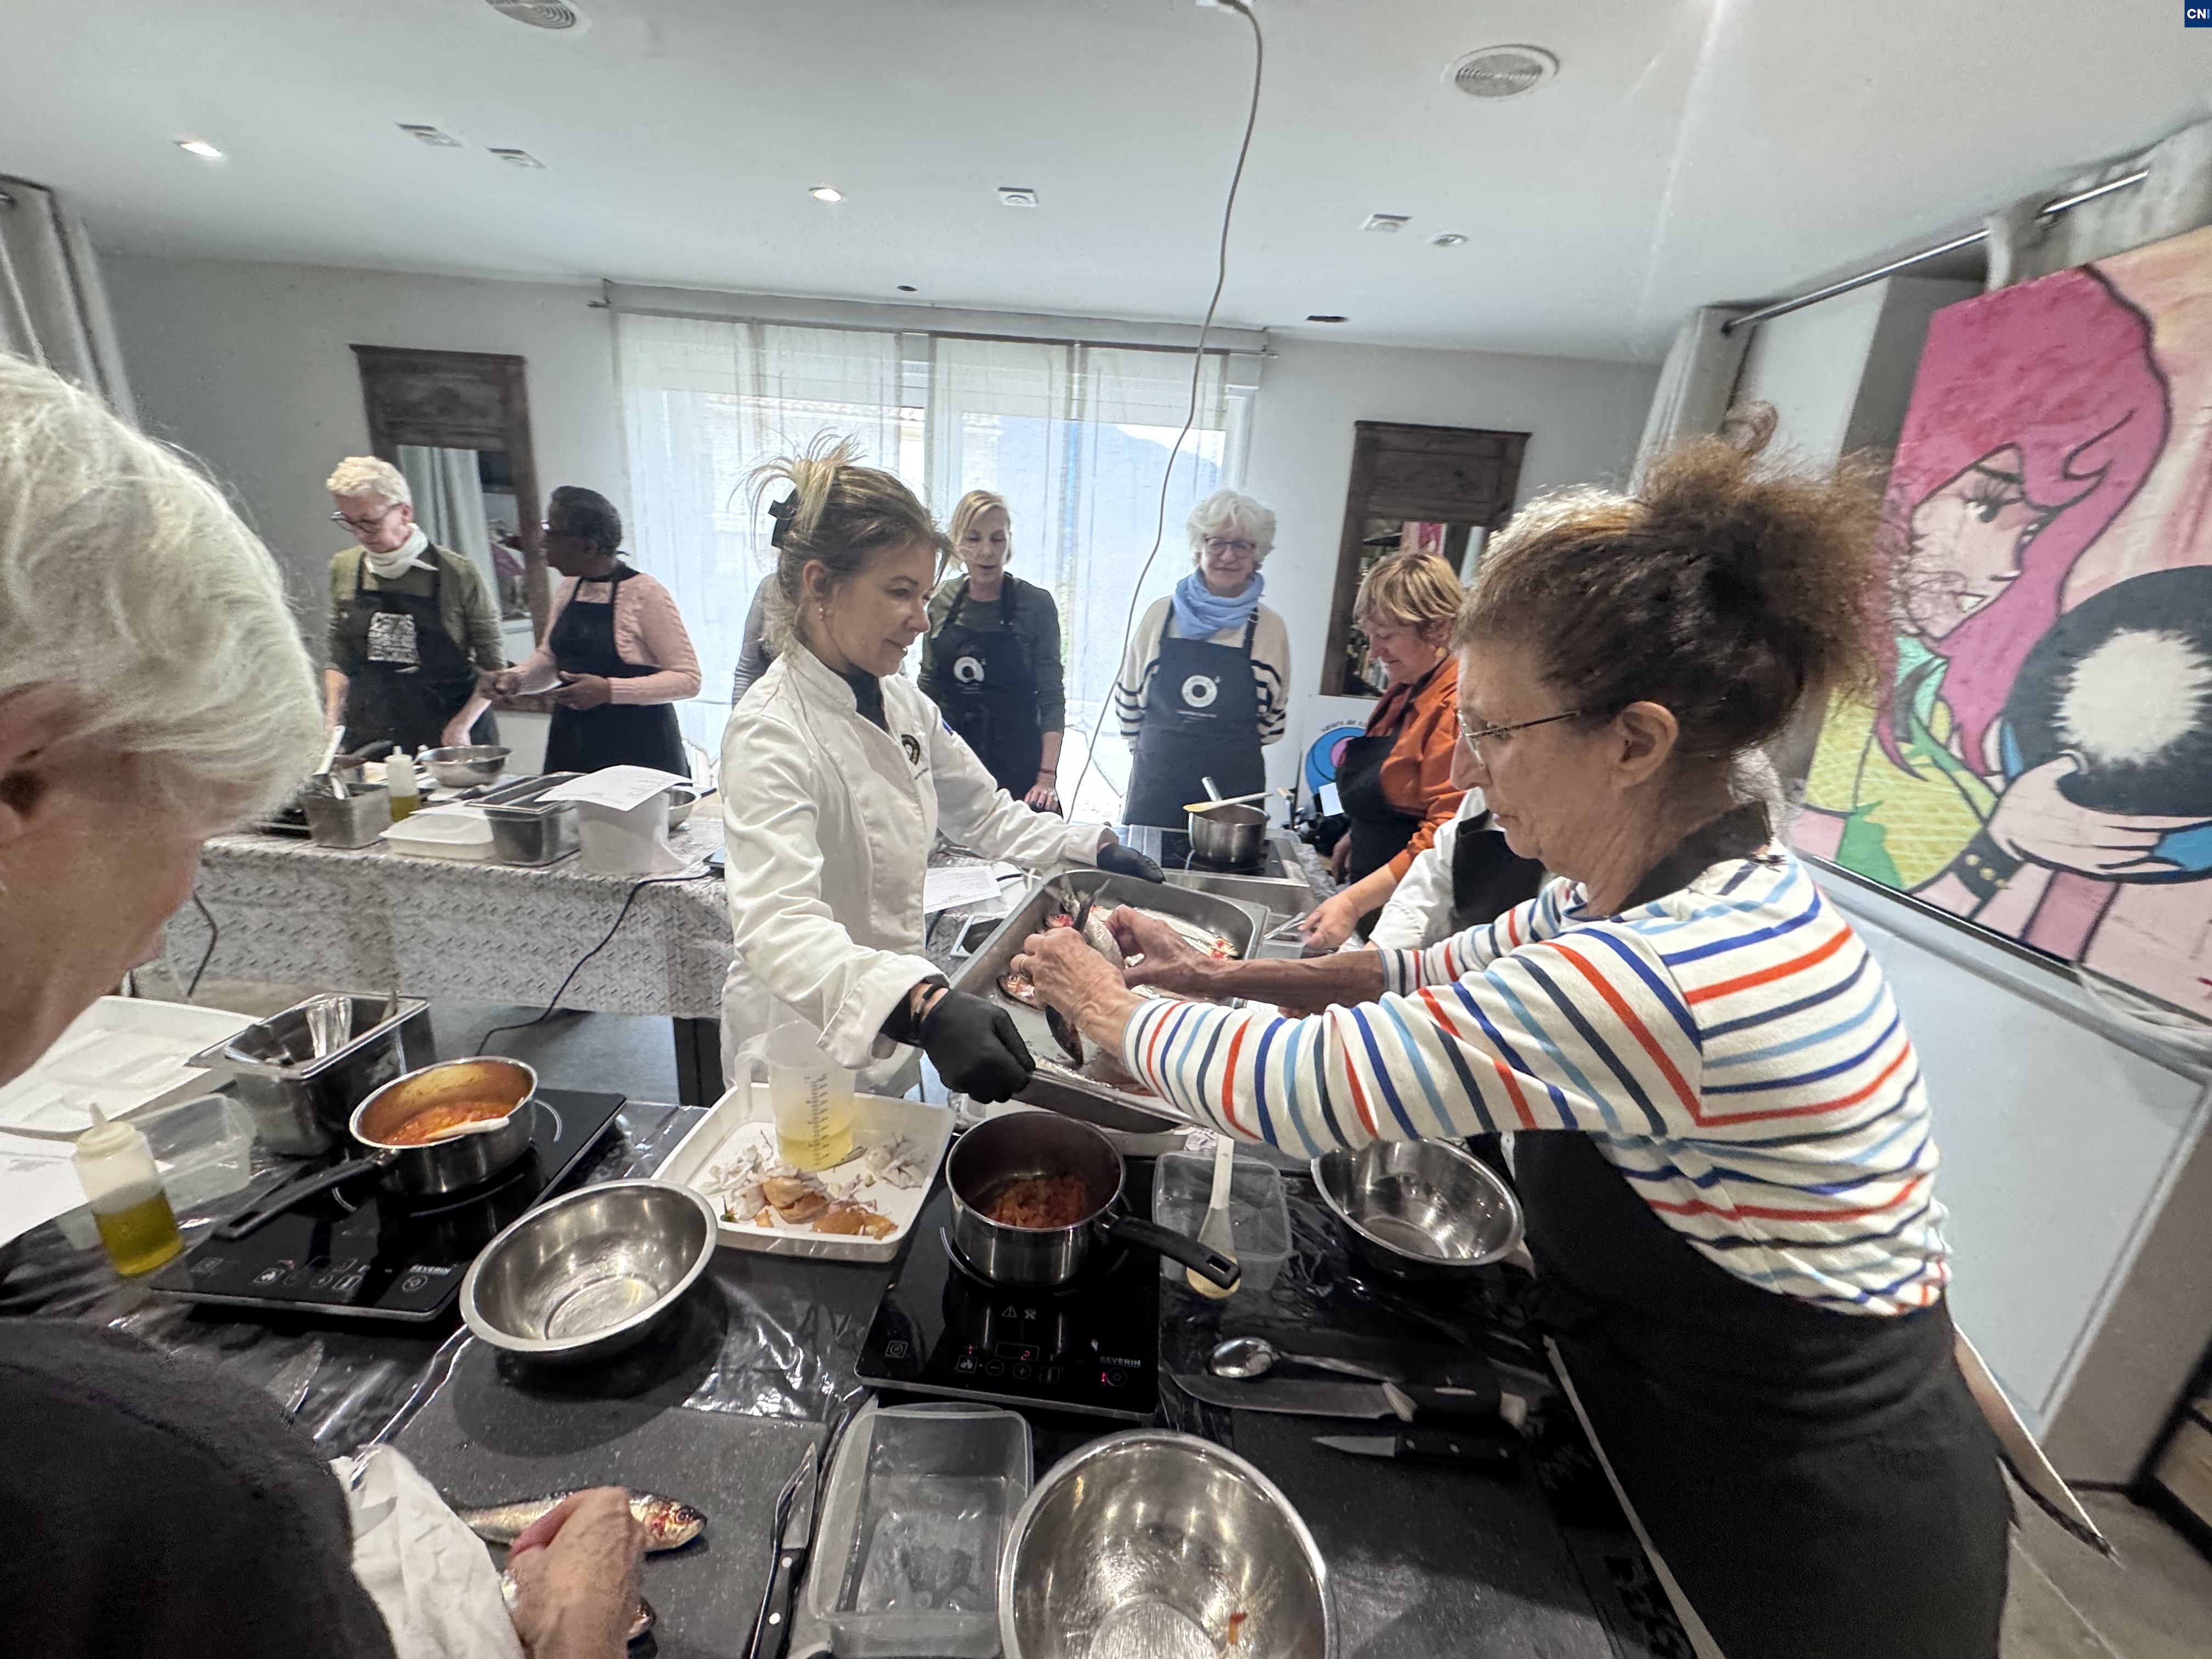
[215, 1148, 401, 1241]
[1107, 1215, 1242, 1290]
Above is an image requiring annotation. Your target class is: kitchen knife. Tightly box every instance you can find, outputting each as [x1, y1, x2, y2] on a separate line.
[748, 1451, 817, 1659]
[1172, 1372, 1500, 1423]
[1315, 1429, 1521, 1475]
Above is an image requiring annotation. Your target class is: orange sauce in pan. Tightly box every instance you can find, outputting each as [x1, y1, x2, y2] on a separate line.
[382, 1099, 515, 1146]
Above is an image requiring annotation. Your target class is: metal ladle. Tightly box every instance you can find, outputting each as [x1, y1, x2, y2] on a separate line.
[1208, 1335, 1397, 1384]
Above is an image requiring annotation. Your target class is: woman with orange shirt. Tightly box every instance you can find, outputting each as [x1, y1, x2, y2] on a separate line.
[1303, 551, 1467, 949]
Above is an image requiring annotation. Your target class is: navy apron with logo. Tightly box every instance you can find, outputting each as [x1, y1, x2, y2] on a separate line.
[541, 565, 689, 778]
[1122, 612, 1264, 829]
[1516, 804, 2009, 1657]
[335, 555, 486, 754]
[923, 578, 1043, 796]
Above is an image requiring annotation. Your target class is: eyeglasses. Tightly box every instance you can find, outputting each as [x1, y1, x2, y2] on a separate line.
[1201, 537, 1257, 557]
[1456, 707, 1584, 765]
[331, 504, 400, 531]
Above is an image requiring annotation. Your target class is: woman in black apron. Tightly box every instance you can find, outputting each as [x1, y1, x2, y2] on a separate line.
[493, 487, 699, 777]
[331, 554, 489, 754]
[1121, 610, 1266, 828]
[919, 493, 1066, 807]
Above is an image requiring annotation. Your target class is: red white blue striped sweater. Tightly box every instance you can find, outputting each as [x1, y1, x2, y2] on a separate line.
[1124, 848, 1950, 1316]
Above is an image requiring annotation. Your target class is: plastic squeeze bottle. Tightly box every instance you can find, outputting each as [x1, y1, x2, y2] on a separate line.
[386, 748, 420, 821]
[73, 1107, 183, 1276]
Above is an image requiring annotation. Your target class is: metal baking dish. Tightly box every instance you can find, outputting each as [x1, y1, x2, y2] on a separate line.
[947, 871, 1263, 1135]
[187, 992, 432, 1155]
[480, 772, 582, 866]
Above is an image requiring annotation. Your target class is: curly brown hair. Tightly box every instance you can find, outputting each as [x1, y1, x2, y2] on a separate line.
[1457, 430, 1886, 761]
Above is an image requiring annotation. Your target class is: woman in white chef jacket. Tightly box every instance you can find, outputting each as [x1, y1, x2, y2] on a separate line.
[719, 437, 1163, 1099]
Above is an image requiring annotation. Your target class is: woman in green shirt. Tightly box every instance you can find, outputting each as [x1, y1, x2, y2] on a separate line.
[919, 491, 1066, 810]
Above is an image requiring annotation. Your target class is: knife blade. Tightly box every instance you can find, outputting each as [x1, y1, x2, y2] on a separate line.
[1315, 1429, 1521, 1475]
[748, 1450, 817, 1659]
[1172, 1372, 1500, 1422]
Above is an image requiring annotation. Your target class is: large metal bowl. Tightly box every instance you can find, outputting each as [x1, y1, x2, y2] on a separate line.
[460, 1180, 718, 1365]
[665, 783, 701, 829]
[1311, 1139, 1522, 1282]
[1001, 1430, 1333, 1659]
[422, 744, 511, 788]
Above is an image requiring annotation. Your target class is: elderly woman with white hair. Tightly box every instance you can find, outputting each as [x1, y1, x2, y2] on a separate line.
[324, 453, 505, 757]
[1110, 487, 1291, 827]
[0, 357, 645, 1659]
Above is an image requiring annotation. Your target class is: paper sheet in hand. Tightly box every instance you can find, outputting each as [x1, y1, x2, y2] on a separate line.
[1317, 780, 1342, 816]
[923, 863, 1013, 915]
[538, 765, 691, 813]
[0, 1132, 86, 1246]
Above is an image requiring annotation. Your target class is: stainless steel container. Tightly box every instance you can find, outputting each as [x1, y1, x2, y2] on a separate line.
[1311, 1139, 1524, 1281]
[1186, 801, 1269, 870]
[302, 780, 393, 849]
[189, 992, 431, 1154]
[481, 772, 583, 866]
[421, 743, 511, 788]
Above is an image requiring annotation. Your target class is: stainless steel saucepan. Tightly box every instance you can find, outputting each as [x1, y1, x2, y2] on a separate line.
[1186, 801, 1269, 869]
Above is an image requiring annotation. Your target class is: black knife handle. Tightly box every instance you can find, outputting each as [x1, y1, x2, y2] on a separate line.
[747, 1543, 805, 1659]
[1398, 1429, 1520, 1475]
[1401, 1385, 1500, 1423]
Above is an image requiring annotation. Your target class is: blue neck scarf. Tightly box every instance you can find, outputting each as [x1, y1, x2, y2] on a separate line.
[1170, 569, 1263, 640]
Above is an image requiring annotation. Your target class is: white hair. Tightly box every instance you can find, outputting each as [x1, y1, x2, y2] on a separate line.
[0, 354, 324, 815]
[324, 454, 411, 506]
[1184, 488, 1277, 564]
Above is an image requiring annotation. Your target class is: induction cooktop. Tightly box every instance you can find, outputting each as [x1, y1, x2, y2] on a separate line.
[1122, 823, 1293, 879]
[149, 1088, 625, 1324]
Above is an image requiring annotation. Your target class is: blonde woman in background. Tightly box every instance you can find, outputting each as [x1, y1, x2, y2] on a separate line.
[1111, 488, 1291, 827]
[718, 438, 1163, 1103]
[919, 490, 1067, 809]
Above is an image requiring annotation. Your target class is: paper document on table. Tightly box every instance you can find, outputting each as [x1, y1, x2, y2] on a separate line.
[923, 863, 1015, 915]
[0, 1132, 86, 1247]
[538, 765, 691, 813]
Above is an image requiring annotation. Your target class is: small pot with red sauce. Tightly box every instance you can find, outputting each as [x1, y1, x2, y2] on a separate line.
[947, 1113, 1239, 1291]
[217, 1058, 538, 1240]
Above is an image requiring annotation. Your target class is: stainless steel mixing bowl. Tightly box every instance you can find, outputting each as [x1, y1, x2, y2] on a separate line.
[421, 744, 511, 788]
[1310, 1139, 1523, 1281]
[460, 1180, 718, 1364]
[1000, 1430, 1333, 1659]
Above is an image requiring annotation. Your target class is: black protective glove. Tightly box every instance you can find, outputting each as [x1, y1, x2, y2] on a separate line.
[918, 990, 1036, 1103]
[1096, 839, 1165, 883]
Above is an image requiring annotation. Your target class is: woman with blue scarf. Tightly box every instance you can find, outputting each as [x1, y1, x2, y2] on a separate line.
[1112, 489, 1292, 828]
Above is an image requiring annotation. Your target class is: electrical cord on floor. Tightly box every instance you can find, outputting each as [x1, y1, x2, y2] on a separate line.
[185, 889, 220, 1002]
[1066, 0, 1265, 817]
[475, 870, 715, 1057]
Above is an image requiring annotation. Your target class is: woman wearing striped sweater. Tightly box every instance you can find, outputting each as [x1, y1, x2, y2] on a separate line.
[1016, 437, 2009, 1657]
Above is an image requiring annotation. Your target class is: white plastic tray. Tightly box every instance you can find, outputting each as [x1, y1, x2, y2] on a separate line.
[381, 805, 496, 861]
[0, 997, 255, 1138]
[653, 1084, 951, 1263]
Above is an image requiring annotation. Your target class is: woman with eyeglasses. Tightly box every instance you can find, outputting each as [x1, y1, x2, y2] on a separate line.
[1111, 489, 1291, 828]
[490, 486, 701, 777]
[1018, 437, 2012, 1658]
[323, 455, 504, 756]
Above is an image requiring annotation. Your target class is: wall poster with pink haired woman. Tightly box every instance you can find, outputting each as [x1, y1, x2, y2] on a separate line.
[1796, 224, 2212, 1011]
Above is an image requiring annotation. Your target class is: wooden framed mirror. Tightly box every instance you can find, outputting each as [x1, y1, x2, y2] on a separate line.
[351, 345, 551, 641]
[1321, 421, 1530, 696]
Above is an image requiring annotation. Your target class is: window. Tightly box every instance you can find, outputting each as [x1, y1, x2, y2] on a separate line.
[617, 312, 1251, 812]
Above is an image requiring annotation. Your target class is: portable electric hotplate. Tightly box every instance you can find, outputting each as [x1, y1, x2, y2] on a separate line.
[149, 1088, 625, 1324]
[856, 1175, 1161, 1421]
[1122, 823, 1294, 879]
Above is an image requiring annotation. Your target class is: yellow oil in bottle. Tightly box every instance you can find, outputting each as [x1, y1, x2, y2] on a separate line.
[388, 793, 420, 821]
[94, 1188, 184, 1277]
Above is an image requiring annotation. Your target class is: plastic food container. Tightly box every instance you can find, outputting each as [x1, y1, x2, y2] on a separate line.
[808, 1402, 1032, 1657]
[1153, 1147, 1291, 1294]
[381, 805, 496, 861]
[55, 1093, 256, 1250]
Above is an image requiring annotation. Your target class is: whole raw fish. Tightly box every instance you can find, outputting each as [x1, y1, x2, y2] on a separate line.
[455, 1491, 707, 1552]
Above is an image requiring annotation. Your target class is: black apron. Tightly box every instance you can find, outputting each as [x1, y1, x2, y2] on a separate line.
[1517, 804, 2009, 1658]
[335, 555, 488, 754]
[1122, 611, 1265, 828]
[541, 566, 689, 778]
[1447, 812, 1549, 932]
[923, 578, 1044, 796]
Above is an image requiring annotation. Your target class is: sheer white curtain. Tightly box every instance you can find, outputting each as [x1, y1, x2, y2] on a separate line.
[397, 445, 495, 594]
[618, 314, 919, 753]
[0, 177, 135, 420]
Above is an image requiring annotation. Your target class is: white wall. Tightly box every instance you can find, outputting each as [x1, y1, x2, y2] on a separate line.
[101, 256, 622, 626]
[1240, 338, 1658, 793]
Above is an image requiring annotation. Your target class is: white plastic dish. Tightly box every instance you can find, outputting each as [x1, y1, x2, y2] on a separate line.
[652, 1084, 952, 1263]
[380, 805, 496, 861]
[0, 998, 255, 1138]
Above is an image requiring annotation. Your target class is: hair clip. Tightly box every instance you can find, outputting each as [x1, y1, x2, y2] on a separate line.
[768, 493, 799, 547]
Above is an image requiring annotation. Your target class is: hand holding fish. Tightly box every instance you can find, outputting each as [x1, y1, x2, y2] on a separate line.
[1013, 926, 1142, 1051]
[1108, 907, 1218, 996]
[505, 1488, 647, 1659]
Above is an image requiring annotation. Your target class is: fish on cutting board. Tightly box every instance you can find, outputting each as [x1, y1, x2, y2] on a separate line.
[455, 1491, 707, 1552]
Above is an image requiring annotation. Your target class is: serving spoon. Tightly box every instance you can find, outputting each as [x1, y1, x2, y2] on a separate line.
[1208, 1335, 1398, 1384]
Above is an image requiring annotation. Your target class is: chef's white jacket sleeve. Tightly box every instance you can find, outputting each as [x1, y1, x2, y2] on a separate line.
[928, 717, 1110, 871]
[1362, 815, 1459, 952]
[722, 733, 939, 1071]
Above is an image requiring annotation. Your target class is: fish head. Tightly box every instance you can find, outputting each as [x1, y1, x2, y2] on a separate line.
[639, 1496, 708, 1550]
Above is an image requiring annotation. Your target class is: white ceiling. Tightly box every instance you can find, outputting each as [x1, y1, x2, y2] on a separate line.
[6, 0, 2209, 360]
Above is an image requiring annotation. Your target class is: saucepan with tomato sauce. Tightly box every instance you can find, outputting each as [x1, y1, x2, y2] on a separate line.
[217, 1057, 538, 1240]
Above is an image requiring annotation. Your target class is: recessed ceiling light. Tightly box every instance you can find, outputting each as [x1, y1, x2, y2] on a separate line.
[176, 139, 224, 160]
[489, 148, 544, 169]
[1306, 314, 1348, 324]
[1449, 45, 1559, 100]
[896, 285, 918, 293]
[1362, 213, 1410, 234]
[398, 123, 462, 148]
[997, 187, 1040, 208]
[1431, 233, 1468, 248]
[810, 185, 843, 202]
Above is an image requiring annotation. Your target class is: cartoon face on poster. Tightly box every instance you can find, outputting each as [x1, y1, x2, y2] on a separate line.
[1795, 224, 2212, 1011]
